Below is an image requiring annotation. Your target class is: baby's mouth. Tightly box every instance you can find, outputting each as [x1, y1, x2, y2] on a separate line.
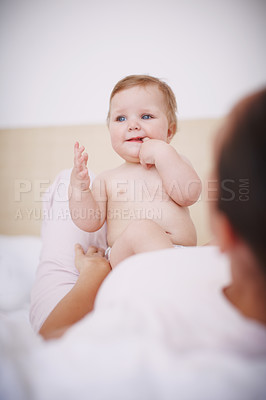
[127, 137, 144, 143]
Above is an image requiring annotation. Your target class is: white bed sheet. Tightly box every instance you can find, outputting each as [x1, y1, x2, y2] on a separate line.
[0, 235, 42, 313]
[0, 236, 266, 400]
[0, 235, 42, 400]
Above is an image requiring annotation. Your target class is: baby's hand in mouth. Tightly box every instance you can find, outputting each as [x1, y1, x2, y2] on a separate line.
[142, 137, 150, 143]
[139, 137, 155, 169]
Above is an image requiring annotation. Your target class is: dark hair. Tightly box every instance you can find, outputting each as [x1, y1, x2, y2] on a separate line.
[217, 88, 266, 270]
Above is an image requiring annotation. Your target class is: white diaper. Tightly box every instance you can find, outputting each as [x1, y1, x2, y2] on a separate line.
[105, 246, 112, 262]
[105, 244, 184, 263]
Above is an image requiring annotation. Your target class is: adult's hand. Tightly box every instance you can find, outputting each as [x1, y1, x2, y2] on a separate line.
[39, 245, 111, 340]
[74, 244, 110, 274]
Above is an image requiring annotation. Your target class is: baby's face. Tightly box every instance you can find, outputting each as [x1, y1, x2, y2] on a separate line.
[108, 85, 173, 163]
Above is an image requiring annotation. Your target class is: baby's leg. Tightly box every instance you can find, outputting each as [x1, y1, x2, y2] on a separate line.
[30, 169, 107, 333]
[110, 220, 172, 268]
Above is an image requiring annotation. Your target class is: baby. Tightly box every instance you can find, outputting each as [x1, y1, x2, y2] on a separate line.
[69, 75, 202, 268]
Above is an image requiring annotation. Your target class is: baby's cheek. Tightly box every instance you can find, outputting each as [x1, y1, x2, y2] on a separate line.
[153, 128, 166, 141]
[110, 139, 120, 153]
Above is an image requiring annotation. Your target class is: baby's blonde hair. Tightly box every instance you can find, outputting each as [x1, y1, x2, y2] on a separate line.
[107, 75, 178, 135]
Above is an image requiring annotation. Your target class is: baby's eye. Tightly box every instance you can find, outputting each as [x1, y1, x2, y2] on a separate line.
[142, 114, 153, 120]
[116, 116, 126, 122]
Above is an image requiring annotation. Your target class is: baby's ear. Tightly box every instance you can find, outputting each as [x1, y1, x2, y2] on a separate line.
[167, 123, 176, 143]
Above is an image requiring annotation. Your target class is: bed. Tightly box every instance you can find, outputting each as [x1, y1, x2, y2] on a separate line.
[1, 120, 265, 399]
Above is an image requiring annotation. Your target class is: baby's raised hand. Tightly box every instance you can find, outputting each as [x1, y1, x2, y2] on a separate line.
[70, 142, 90, 191]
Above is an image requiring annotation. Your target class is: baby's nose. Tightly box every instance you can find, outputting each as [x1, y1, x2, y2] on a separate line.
[128, 120, 140, 131]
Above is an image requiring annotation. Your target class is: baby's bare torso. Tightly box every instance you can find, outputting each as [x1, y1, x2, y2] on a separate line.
[100, 163, 197, 247]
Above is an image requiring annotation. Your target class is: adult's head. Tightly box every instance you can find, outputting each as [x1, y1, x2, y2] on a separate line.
[214, 88, 266, 271]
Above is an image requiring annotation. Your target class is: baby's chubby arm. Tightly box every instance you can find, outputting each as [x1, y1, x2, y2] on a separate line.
[139, 139, 202, 206]
[68, 142, 107, 232]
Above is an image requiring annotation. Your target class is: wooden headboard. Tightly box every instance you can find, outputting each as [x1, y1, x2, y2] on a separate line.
[0, 119, 221, 245]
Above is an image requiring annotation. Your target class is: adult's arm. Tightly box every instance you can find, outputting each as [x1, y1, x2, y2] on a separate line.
[39, 245, 111, 339]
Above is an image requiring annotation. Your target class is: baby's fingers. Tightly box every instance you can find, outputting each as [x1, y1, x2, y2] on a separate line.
[74, 141, 79, 153]
[142, 137, 150, 143]
[78, 167, 89, 179]
[77, 153, 88, 175]
[74, 141, 85, 153]
[74, 142, 85, 159]
[81, 152, 88, 167]
[74, 142, 83, 159]
[74, 156, 83, 170]
[140, 160, 152, 170]
[74, 146, 87, 170]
